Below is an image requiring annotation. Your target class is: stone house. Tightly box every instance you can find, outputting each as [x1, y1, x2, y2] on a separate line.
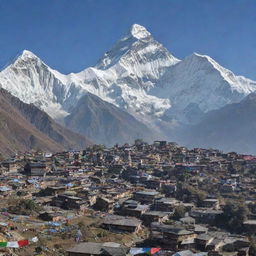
[67, 242, 128, 256]
[141, 211, 170, 226]
[102, 215, 142, 233]
[133, 190, 161, 204]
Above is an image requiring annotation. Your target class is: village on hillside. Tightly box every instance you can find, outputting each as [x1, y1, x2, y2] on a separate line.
[0, 140, 256, 256]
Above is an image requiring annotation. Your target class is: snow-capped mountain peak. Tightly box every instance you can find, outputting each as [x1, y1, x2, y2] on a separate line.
[128, 24, 151, 39]
[0, 24, 177, 125]
[96, 23, 179, 70]
[0, 50, 72, 120]
[19, 49, 38, 59]
[150, 51, 256, 123]
[186, 52, 256, 94]
[1, 23, 256, 132]
[186, 52, 233, 75]
[12, 50, 41, 66]
[11, 50, 68, 86]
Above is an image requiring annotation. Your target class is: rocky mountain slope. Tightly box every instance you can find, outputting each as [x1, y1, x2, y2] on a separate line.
[183, 93, 256, 154]
[65, 93, 158, 146]
[0, 88, 91, 156]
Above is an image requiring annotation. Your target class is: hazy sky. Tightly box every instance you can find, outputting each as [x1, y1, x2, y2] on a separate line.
[0, 0, 256, 79]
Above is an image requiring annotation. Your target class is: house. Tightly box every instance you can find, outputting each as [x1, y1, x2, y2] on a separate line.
[237, 247, 249, 256]
[195, 234, 214, 251]
[222, 237, 250, 252]
[150, 223, 196, 250]
[1, 160, 18, 172]
[194, 225, 208, 234]
[243, 220, 256, 234]
[201, 199, 220, 209]
[120, 201, 149, 218]
[153, 197, 179, 211]
[37, 186, 66, 196]
[190, 208, 223, 224]
[38, 211, 66, 222]
[172, 251, 205, 256]
[144, 179, 162, 189]
[141, 211, 170, 226]
[51, 194, 86, 210]
[24, 162, 49, 176]
[102, 215, 142, 233]
[162, 228, 196, 249]
[205, 238, 224, 251]
[154, 141, 167, 148]
[67, 242, 128, 256]
[179, 238, 196, 251]
[220, 184, 235, 193]
[93, 197, 114, 212]
[133, 190, 161, 204]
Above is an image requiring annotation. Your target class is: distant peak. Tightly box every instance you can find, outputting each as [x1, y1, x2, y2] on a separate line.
[192, 52, 202, 56]
[185, 52, 233, 78]
[10, 50, 41, 67]
[20, 50, 38, 59]
[128, 24, 151, 39]
[187, 52, 216, 63]
[191, 52, 208, 58]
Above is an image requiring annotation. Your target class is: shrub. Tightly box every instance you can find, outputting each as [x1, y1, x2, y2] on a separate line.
[215, 200, 249, 233]
[172, 205, 186, 220]
[8, 199, 42, 215]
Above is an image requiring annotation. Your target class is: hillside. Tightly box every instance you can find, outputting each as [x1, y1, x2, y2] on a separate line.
[0, 89, 91, 156]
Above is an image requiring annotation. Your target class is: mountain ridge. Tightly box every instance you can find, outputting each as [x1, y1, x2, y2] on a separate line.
[65, 92, 159, 146]
[182, 92, 256, 154]
[0, 88, 91, 156]
[1, 24, 256, 151]
[2, 24, 255, 125]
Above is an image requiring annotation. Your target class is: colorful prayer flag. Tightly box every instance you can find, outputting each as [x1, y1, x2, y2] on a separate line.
[6, 241, 19, 248]
[150, 248, 161, 254]
[130, 248, 161, 255]
[18, 240, 29, 247]
[0, 241, 7, 247]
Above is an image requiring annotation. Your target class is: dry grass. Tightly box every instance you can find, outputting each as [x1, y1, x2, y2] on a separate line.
[3, 213, 145, 256]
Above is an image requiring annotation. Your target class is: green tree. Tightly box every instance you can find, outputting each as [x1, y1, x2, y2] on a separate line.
[8, 199, 41, 216]
[176, 184, 207, 207]
[92, 144, 106, 151]
[216, 200, 249, 233]
[172, 205, 186, 220]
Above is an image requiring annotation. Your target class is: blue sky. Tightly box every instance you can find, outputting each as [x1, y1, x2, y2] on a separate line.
[0, 0, 256, 79]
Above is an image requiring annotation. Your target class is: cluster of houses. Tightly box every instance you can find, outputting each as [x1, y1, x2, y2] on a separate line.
[1, 141, 256, 255]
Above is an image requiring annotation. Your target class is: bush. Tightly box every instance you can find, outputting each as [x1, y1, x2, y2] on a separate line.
[8, 199, 42, 215]
[176, 184, 207, 206]
[172, 205, 186, 220]
[215, 200, 249, 233]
